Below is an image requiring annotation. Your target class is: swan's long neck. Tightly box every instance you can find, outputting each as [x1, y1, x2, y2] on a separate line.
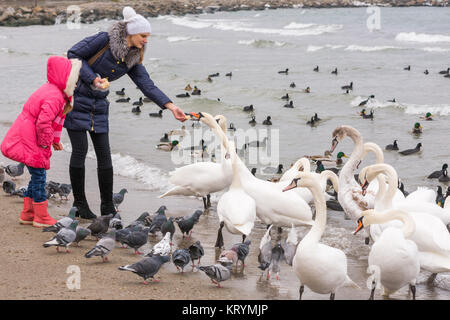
[374, 175, 387, 210]
[229, 142, 242, 189]
[367, 209, 415, 238]
[296, 158, 311, 173]
[372, 165, 398, 209]
[319, 170, 339, 193]
[340, 127, 364, 183]
[363, 142, 384, 164]
[301, 177, 327, 244]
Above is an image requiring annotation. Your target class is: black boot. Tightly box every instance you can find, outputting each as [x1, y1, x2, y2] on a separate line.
[98, 167, 117, 216]
[69, 166, 97, 219]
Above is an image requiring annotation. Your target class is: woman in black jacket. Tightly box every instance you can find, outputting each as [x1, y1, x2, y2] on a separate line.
[65, 7, 186, 218]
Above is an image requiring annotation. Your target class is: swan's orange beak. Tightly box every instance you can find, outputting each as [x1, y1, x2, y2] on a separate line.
[353, 217, 364, 235]
[190, 112, 201, 119]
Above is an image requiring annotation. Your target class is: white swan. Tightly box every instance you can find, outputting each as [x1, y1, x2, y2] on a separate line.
[216, 140, 256, 245]
[354, 209, 420, 299]
[360, 142, 405, 204]
[213, 114, 314, 227]
[360, 163, 450, 225]
[406, 187, 436, 204]
[279, 157, 311, 182]
[275, 170, 337, 204]
[359, 163, 450, 273]
[329, 126, 377, 242]
[159, 113, 232, 209]
[284, 172, 358, 300]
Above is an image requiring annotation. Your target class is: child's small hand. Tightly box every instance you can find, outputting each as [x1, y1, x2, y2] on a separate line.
[52, 142, 63, 151]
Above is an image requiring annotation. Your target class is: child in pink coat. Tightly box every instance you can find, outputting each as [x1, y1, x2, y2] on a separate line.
[1, 56, 81, 227]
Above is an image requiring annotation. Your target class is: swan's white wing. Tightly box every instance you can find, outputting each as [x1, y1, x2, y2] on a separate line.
[218, 189, 256, 236]
[169, 162, 231, 196]
[410, 212, 450, 253]
[406, 187, 436, 204]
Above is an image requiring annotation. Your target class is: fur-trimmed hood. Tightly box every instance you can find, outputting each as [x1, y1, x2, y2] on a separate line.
[108, 21, 144, 69]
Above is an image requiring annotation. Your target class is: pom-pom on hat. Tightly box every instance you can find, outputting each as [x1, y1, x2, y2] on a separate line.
[123, 6, 151, 35]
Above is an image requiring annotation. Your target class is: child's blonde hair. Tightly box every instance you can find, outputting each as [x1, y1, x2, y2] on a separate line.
[62, 98, 73, 116]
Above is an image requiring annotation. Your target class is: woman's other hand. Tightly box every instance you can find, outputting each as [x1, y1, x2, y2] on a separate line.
[92, 77, 106, 89]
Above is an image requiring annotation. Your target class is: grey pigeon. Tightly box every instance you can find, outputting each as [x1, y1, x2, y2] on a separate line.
[116, 223, 146, 247]
[74, 226, 91, 246]
[231, 240, 251, 269]
[188, 240, 205, 268]
[12, 186, 27, 197]
[5, 162, 25, 178]
[42, 207, 78, 233]
[113, 188, 128, 212]
[147, 232, 171, 257]
[45, 181, 60, 199]
[175, 210, 203, 238]
[58, 183, 72, 200]
[172, 248, 191, 273]
[258, 225, 273, 276]
[85, 229, 116, 262]
[122, 227, 150, 255]
[109, 214, 123, 230]
[119, 255, 170, 284]
[280, 225, 298, 266]
[2, 180, 16, 195]
[125, 211, 150, 229]
[161, 217, 175, 243]
[87, 213, 114, 238]
[0, 168, 5, 184]
[43, 220, 78, 252]
[199, 263, 232, 288]
[268, 242, 285, 280]
[149, 206, 168, 235]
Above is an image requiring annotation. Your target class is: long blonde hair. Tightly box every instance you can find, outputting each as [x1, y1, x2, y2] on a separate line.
[62, 98, 73, 116]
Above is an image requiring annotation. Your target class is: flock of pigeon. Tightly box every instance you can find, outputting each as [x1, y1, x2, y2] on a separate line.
[37, 202, 254, 287]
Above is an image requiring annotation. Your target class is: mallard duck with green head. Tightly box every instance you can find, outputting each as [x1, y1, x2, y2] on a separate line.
[156, 140, 179, 151]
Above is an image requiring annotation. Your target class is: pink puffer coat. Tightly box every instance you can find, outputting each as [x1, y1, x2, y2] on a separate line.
[1, 56, 81, 170]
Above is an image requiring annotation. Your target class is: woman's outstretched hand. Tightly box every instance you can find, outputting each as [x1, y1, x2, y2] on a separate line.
[165, 102, 187, 122]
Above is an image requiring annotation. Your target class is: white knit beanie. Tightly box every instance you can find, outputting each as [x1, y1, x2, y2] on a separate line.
[123, 7, 151, 35]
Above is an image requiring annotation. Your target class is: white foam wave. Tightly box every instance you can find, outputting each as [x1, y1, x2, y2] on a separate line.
[396, 32, 450, 43]
[325, 44, 345, 50]
[167, 36, 192, 42]
[350, 97, 450, 116]
[307, 45, 324, 52]
[345, 45, 402, 52]
[62, 143, 170, 191]
[161, 16, 342, 36]
[283, 22, 316, 29]
[238, 39, 288, 48]
[421, 47, 450, 53]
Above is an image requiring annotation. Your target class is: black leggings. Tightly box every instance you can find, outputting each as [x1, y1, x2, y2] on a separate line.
[67, 129, 112, 169]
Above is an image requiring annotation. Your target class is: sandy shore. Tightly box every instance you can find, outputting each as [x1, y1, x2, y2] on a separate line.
[0, 146, 296, 300]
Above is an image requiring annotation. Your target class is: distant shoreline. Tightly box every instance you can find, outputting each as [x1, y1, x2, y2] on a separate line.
[0, 0, 448, 27]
